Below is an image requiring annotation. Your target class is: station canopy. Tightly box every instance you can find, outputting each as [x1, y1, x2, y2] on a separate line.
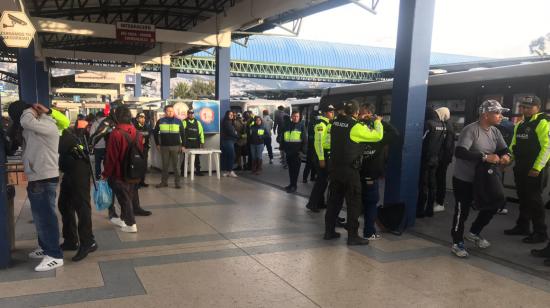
[0, 0, 355, 68]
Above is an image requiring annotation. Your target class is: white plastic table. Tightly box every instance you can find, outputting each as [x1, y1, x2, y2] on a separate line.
[182, 149, 222, 180]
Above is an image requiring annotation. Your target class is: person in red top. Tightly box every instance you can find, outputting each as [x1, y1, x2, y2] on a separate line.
[102, 105, 143, 233]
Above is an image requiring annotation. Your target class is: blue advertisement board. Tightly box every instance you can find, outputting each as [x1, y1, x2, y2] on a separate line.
[192, 100, 220, 134]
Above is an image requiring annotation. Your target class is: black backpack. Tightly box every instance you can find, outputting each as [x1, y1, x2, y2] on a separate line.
[118, 129, 147, 184]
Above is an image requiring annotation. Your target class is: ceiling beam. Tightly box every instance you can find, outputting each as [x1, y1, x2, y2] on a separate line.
[32, 17, 231, 47]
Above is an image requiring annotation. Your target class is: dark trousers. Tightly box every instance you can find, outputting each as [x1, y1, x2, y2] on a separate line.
[264, 135, 273, 160]
[417, 164, 437, 216]
[362, 178, 379, 237]
[286, 152, 302, 187]
[94, 148, 105, 180]
[435, 162, 450, 205]
[109, 179, 138, 226]
[302, 141, 317, 181]
[58, 167, 94, 247]
[514, 169, 548, 235]
[140, 149, 149, 184]
[325, 168, 362, 238]
[307, 157, 329, 209]
[451, 177, 497, 244]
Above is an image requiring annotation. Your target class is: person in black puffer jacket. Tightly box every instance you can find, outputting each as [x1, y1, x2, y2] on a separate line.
[417, 107, 446, 218]
[220, 110, 239, 177]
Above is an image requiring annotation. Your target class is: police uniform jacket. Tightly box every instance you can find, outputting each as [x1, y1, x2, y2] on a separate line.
[330, 115, 384, 170]
[183, 118, 204, 148]
[511, 112, 550, 172]
[153, 117, 185, 147]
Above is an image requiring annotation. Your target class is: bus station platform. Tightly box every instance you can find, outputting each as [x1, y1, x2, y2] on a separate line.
[2, 154, 550, 307]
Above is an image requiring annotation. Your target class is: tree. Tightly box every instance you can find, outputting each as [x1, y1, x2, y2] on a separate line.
[529, 33, 550, 56]
[172, 79, 215, 99]
[173, 82, 191, 99]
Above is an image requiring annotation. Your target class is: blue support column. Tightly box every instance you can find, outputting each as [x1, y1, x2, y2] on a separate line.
[36, 61, 50, 107]
[215, 47, 231, 118]
[160, 65, 170, 100]
[0, 120, 9, 268]
[17, 42, 37, 104]
[134, 73, 142, 98]
[384, 0, 436, 228]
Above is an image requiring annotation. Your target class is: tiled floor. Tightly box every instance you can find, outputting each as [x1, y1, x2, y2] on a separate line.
[2, 164, 550, 307]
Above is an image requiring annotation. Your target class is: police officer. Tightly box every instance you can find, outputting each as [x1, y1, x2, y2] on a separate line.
[134, 112, 151, 187]
[303, 112, 319, 183]
[505, 96, 550, 244]
[417, 107, 446, 218]
[324, 101, 384, 245]
[305, 104, 335, 212]
[282, 110, 307, 193]
[58, 118, 97, 261]
[180, 110, 205, 176]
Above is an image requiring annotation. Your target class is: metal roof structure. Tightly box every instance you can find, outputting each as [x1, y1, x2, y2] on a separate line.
[194, 36, 488, 71]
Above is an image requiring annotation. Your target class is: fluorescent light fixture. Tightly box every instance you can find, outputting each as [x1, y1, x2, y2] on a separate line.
[240, 18, 264, 31]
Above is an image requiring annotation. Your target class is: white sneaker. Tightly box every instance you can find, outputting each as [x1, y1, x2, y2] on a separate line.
[366, 234, 382, 241]
[35, 256, 63, 272]
[433, 204, 445, 212]
[465, 232, 491, 248]
[28, 248, 45, 259]
[222, 172, 229, 177]
[110, 217, 127, 228]
[229, 171, 238, 178]
[120, 224, 138, 233]
[451, 243, 469, 258]
[497, 208, 508, 215]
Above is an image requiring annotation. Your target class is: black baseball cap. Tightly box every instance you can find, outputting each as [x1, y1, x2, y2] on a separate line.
[518, 95, 541, 107]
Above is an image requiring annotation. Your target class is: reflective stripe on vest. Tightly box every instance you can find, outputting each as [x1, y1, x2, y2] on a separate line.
[159, 123, 181, 133]
[257, 129, 265, 136]
[284, 130, 302, 143]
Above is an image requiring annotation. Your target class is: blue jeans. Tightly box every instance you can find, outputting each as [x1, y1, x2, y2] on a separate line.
[27, 180, 63, 258]
[249, 144, 264, 161]
[361, 179, 379, 238]
[221, 140, 235, 171]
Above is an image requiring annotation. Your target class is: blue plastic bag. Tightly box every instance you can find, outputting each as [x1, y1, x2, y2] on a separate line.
[94, 180, 113, 211]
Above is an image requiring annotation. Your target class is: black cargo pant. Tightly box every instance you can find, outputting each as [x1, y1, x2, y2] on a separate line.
[435, 161, 450, 205]
[109, 179, 139, 226]
[302, 140, 317, 181]
[514, 168, 548, 236]
[451, 177, 497, 244]
[325, 167, 362, 238]
[58, 164, 94, 247]
[417, 163, 437, 216]
[306, 154, 329, 210]
[286, 152, 302, 188]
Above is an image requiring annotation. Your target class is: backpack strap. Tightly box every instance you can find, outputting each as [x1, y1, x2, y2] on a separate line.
[117, 128, 136, 146]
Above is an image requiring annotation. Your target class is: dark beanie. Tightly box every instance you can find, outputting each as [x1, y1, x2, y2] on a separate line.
[8, 101, 29, 126]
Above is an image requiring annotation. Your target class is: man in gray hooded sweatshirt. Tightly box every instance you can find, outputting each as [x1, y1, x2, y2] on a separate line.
[10, 101, 69, 272]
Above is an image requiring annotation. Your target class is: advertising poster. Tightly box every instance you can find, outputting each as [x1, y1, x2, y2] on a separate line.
[192, 100, 220, 134]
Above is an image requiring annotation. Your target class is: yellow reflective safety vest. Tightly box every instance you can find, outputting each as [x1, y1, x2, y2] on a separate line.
[314, 116, 330, 161]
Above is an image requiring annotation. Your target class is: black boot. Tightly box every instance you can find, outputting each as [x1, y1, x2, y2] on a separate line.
[72, 242, 98, 262]
[504, 226, 530, 236]
[347, 236, 369, 246]
[531, 244, 550, 258]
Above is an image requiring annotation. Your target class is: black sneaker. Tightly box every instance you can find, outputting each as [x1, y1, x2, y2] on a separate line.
[72, 242, 98, 262]
[305, 203, 320, 213]
[134, 209, 152, 216]
[504, 226, 530, 236]
[347, 236, 369, 246]
[522, 233, 548, 244]
[531, 246, 550, 258]
[60, 242, 79, 251]
[323, 232, 341, 240]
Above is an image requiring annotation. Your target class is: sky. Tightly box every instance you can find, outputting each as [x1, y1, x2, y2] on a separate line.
[266, 0, 550, 58]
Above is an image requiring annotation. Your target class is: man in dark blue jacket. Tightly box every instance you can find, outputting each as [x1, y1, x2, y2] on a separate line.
[153, 105, 185, 188]
[282, 111, 307, 193]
